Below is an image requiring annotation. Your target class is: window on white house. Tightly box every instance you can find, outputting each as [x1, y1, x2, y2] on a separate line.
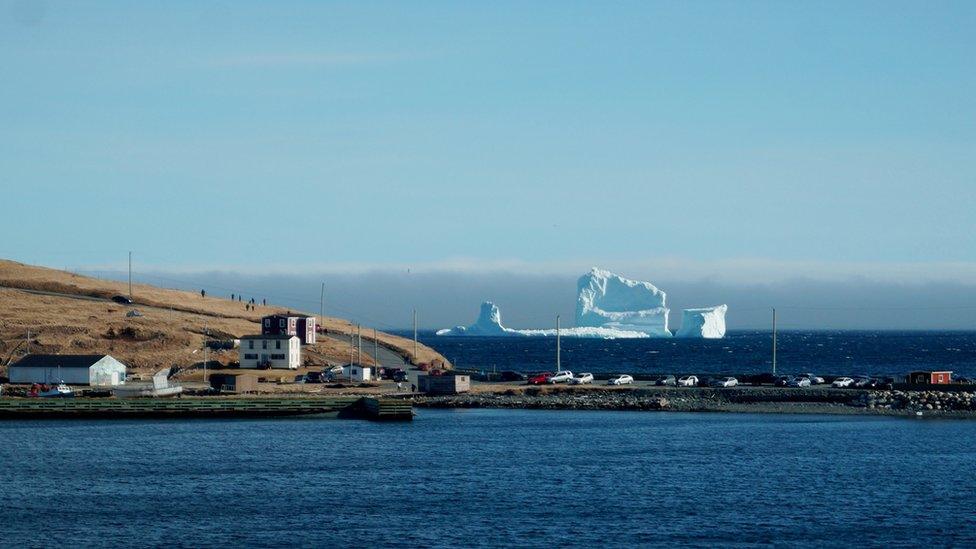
[276, 341, 281, 349]
[248, 341, 254, 349]
[262, 341, 267, 349]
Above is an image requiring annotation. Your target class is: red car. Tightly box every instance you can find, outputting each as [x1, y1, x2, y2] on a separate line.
[527, 372, 553, 385]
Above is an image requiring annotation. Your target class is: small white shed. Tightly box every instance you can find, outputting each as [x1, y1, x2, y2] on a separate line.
[342, 364, 372, 382]
[8, 354, 128, 386]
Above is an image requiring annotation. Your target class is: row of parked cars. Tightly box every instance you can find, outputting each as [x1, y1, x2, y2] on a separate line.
[524, 371, 636, 386]
[295, 366, 410, 384]
[514, 370, 899, 390]
[649, 375, 739, 388]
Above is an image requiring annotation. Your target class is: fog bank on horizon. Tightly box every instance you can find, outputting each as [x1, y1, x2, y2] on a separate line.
[90, 270, 976, 332]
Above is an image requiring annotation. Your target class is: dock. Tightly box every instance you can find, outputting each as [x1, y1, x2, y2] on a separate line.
[0, 396, 413, 421]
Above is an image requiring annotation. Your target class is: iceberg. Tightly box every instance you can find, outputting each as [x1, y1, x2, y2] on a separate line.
[435, 301, 649, 339]
[675, 305, 728, 339]
[436, 268, 728, 339]
[435, 301, 510, 336]
[576, 268, 671, 337]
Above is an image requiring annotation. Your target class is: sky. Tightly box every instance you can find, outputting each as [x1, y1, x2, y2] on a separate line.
[2, 1, 975, 329]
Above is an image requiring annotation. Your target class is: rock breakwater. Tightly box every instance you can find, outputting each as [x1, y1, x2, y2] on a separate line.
[412, 386, 976, 417]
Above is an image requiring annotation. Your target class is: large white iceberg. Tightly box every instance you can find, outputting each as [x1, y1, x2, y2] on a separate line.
[576, 268, 671, 337]
[435, 301, 649, 339]
[675, 305, 728, 339]
[436, 301, 509, 336]
[436, 268, 727, 339]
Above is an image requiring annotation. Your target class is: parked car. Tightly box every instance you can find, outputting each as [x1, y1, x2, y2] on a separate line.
[653, 375, 677, 386]
[111, 295, 133, 305]
[607, 374, 634, 386]
[528, 372, 553, 385]
[500, 371, 527, 382]
[304, 371, 326, 383]
[800, 373, 825, 385]
[832, 377, 855, 388]
[391, 370, 408, 382]
[710, 377, 739, 388]
[788, 376, 812, 388]
[569, 372, 594, 385]
[774, 376, 793, 387]
[677, 375, 698, 387]
[864, 377, 894, 390]
[548, 371, 574, 384]
[852, 376, 873, 388]
[747, 373, 779, 386]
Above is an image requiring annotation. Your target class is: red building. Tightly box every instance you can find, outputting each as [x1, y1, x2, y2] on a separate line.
[261, 314, 317, 345]
[907, 371, 952, 385]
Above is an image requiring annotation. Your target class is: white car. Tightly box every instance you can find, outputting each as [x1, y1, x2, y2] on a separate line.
[569, 372, 594, 385]
[607, 374, 634, 386]
[548, 371, 574, 384]
[832, 377, 854, 388]
[801, 373, 825, 385]
[677, 375, 698, 387]
[712, 377, 738, 388]
[788, 377, 812, 388]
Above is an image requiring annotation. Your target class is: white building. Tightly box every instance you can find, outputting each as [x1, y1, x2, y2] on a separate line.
[342, 364, 372, 382]
[8, 354, 127, 386]
[238, 335, 301, 369]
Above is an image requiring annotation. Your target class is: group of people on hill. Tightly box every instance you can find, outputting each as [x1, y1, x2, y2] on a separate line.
[199, 290, 266, 310]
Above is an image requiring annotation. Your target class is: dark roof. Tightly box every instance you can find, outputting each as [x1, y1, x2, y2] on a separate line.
[239, 334, 298, 340]
[10, 354, 113, 369]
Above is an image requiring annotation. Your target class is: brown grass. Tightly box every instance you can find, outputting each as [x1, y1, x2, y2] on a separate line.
[0, 259, 449, 374]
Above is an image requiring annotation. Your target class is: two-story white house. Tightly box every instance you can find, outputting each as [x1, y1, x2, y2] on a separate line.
[238, 335, 301, 369]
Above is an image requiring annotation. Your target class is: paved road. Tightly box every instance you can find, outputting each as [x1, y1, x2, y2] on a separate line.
[325, 333, 420, 387]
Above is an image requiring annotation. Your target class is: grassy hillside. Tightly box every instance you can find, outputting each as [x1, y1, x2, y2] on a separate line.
[0, 260, 449, 375]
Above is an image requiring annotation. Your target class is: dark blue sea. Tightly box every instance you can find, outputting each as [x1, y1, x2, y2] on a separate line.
[2, 409, 975, 547]
[419, 331, 976, 378]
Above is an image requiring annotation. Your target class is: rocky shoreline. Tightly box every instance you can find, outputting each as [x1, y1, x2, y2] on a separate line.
[411, 386, 976, 418]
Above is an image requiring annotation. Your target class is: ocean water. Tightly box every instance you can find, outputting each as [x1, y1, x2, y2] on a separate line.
[1, 410, 975, 547]
[419, 330, 976, 378]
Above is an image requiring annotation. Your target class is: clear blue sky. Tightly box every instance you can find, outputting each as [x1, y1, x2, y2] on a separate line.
[2, 1, 974, 280]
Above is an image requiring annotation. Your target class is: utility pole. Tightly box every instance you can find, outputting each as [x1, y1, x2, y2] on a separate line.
[128, 251, 132, 300]
[204, 324, 209, 386]
[26, 329, 31, 355]
[556, 315, 561, 372]
[373, 328, 379, 371]
[348, 333, 354, 366]
[413, 309, 418, 364]
[319, 282, 325, 329]
[772, 307, 777, 376]
[357, 324, 362, 368]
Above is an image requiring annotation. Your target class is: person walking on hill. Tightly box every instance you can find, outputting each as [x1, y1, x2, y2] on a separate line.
[200, 289, 206, 298]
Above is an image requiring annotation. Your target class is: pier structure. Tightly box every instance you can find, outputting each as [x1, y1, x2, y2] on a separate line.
[0, 397, 412, 421]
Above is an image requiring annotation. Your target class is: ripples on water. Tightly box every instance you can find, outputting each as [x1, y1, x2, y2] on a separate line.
[419, 331, 976, 377]
[2, 410, 975, 547]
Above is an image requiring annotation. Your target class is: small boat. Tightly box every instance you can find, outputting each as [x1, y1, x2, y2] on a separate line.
[38, 383, 74, 398]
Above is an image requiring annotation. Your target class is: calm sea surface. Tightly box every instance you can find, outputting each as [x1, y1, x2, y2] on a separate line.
[2, 410, 975, 547]
[418, 330, 976, 378]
